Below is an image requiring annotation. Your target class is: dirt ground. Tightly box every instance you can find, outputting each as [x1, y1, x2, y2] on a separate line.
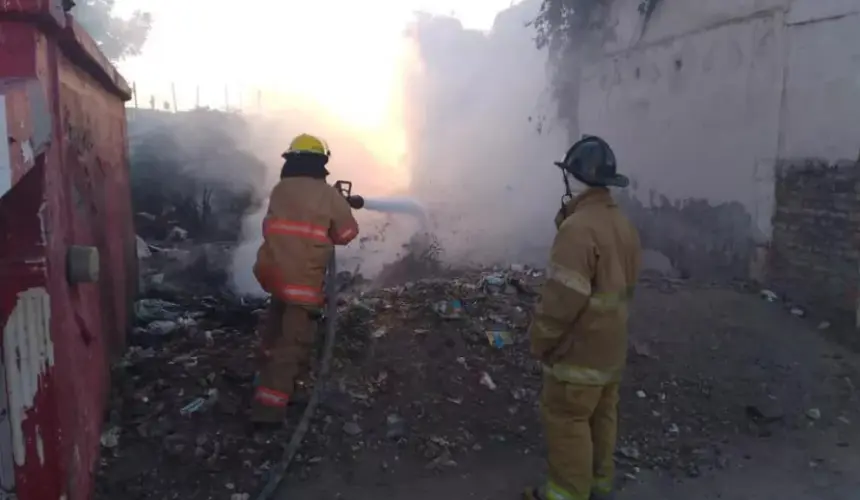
[95, 267, 860, 500]
[277, 282, 860, 500]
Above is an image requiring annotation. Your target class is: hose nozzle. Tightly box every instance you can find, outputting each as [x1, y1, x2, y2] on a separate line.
[346, 195, 364, 210]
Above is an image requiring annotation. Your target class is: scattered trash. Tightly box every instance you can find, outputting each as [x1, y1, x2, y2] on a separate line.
[144, 320, 180, 336]
[372, 327, 388, 339]
[485, 329, 514, 348]
[761, 290, 778, 302]
[805, 408, 821, 421]
[818, 321, 831, 330]
[480, 372, 497, 391]
[136, 235, 152, 258]
[343, 421, 363, 436]
[631, 340, 655, 359]
[386, 414, 407, 439]
[481, 274, 507, 294]
[511, 388, 528, 401]
[180, 389, 219, 416]
[790, 307, 805, 318]
[745, 404, 784, 425]
[433, 299, 464, 320]
[619, 445, 640, 460]
[136, 298, 181, 322]
[168, 226, 189, 241]
[100, 427, 120, 449]
[426, 450, 458, 469]
[636, 390, 647, 399]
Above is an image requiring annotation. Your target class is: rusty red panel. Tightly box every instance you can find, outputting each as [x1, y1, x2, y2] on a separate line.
[0, 10, 134, 500]
[0, 0, 66, 24]
[0, 1, 130, 100]
[58, 16, 131, 99]
[0, 22, 38, 79]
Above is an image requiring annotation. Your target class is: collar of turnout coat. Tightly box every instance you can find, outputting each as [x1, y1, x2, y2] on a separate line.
[557, 187, 616, 226]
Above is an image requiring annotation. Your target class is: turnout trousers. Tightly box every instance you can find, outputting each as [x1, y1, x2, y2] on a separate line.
[540, 374, 620, 500]
[250, 298, 316, 423]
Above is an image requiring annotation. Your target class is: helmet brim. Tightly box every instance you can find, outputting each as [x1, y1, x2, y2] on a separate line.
[605, 174, 629, 188]
[282, 150, 329, 160]
[555, 162, 629, 188]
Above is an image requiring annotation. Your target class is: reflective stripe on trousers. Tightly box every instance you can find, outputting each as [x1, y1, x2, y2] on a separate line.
[545, 480, 588, 500]
[277, 283, 324, 305]
[592, 476, 613, 495]
[254, 386, 290, 407]
[255, 264, 325, 306]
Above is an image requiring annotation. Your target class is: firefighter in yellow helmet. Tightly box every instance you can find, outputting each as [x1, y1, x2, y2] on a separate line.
[524, 136, 641, 500]
[250, 133, 360, 427]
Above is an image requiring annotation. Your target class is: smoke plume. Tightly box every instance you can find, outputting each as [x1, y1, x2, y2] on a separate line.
[402, 1, 568, 267]
[114, 0, 571, 296]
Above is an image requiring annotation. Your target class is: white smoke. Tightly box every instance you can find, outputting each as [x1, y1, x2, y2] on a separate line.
[402, 1, 568, 267]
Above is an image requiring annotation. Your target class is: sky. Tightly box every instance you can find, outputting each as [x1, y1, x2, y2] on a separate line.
[116, 0, 518, 116]
[114, 0, 521, 194]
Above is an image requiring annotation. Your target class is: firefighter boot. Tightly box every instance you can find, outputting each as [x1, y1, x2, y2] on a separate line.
[522, 487, 547, 500]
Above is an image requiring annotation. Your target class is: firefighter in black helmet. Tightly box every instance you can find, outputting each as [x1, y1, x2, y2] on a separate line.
[525, 135, 642, 500]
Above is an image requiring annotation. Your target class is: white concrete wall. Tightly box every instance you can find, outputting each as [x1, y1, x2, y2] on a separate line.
[781, 5, 860, 160]
[577, 0, 860, 205]
[578, 9, 785, 208]
[601, 0, 791, 55]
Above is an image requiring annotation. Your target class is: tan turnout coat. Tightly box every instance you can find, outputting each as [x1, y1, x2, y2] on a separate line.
[530, 187, 642, 384]
[253, 177, 359, 307]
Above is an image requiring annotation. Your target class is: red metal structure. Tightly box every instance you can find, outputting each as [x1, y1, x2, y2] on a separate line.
[0, 2, 135, 499]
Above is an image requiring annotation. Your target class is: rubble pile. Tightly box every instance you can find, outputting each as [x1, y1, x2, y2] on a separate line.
[96, 286, 274, 499]
[95, 254, 545, 499]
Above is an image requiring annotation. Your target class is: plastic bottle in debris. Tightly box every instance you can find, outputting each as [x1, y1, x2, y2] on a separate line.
[433, 299, 464, 320]
[485, 330, 514, 348]
[179, 388, 219, 416]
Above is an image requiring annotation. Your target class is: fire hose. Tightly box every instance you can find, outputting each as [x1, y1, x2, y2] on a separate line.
[254, 181, 364, 500]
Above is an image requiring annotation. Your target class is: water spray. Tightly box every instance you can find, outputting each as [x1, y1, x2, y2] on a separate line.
[334, 179, 427, 222]
[362, 196, 426, 218]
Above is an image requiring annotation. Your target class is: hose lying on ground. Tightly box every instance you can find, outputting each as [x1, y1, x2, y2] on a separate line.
[254, 254, 339, 500]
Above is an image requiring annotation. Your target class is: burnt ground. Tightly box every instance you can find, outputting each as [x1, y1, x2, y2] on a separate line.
[95, 267, 860, 500]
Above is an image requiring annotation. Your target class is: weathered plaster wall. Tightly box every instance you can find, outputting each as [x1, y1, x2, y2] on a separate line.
[577, 9, 784, 278]
[780, 6, 860, 160]
[602, 0, 791, 54]
[571, 0, 860, 278]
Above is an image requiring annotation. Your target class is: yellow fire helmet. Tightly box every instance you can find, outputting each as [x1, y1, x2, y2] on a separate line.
[284, 133, 331, 158]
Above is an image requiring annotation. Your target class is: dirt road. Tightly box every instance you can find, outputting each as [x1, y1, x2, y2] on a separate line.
[277, 282, 860, 500]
